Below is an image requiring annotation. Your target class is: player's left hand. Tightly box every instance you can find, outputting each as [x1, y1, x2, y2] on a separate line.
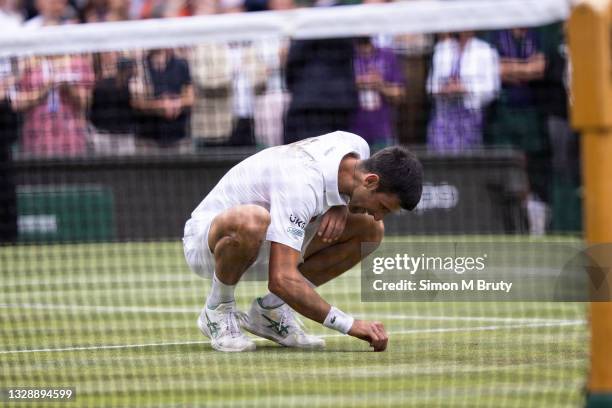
[318, 205, 348, 243]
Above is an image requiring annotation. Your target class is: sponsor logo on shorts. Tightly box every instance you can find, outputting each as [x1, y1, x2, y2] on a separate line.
[287, 227, 304, 239]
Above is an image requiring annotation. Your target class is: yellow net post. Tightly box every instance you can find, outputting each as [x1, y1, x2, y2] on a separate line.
[568, 1, 612, 406]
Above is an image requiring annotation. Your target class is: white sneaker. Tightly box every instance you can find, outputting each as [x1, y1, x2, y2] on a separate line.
[197, 302, 256, 352]
[243, 298, 325, 349]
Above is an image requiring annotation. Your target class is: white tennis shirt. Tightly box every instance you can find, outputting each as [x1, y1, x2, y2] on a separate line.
[189, 131, 370, 252]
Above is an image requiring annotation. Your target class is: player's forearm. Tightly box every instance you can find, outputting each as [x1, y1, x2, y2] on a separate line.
[268, 271, 330, 324]
[268, 242, 355, 334]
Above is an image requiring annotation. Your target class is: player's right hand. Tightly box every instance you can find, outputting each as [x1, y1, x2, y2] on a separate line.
[348, 320, 388, 352]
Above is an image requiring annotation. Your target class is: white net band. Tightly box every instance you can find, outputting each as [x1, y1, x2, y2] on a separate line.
[0, 0, 570, 58]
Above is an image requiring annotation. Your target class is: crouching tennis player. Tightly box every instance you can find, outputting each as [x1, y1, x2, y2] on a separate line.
[183, 131, 423, 352]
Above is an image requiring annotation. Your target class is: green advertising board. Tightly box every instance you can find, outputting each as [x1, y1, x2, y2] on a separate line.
[17, 185, 115, 243]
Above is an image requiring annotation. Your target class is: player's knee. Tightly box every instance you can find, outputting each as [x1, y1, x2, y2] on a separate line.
[363, 219, 385, 245]
[357, 219, 384, 258]
[236, 205, 271, 243]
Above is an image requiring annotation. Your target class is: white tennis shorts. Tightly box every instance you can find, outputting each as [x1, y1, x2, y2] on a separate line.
[182, 211, 320, 281]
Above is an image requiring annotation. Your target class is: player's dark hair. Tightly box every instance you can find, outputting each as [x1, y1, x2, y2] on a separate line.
[361, 146, 423, 211]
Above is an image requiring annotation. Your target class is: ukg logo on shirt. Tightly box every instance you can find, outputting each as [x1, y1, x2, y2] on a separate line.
[289, 214, 306, 230]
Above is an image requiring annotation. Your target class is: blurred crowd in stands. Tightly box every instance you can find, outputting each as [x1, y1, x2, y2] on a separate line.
[0, 0, 580, 240]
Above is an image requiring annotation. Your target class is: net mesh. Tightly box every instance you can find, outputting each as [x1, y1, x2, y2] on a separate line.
[0, 1, 588, 407]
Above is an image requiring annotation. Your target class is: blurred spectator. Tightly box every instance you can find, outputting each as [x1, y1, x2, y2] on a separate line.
[349, 37, 405, 149]
[137, 0, 192, 18]
[489, 28, 549, 235]
[225, 40, 267, 146]
[268, 0, 293, 9]
[244, 0, 267, 12]
[254, 35, 289, 147]
[89, 55, 137, 154]
[188, 3, 229, 146]
[14, 0, 92, 157]
[21, 0, 37, 20]
[219, 0, 243, 13]
[191, 0, 216, 14]
[283, 38, 358, 144]
[0, 0, 25, 28]
[190, 0, 267, 147]
[0, 57, 18, 243]
[82, 0, 130, 22]
[190, 43, 235, 146]
[127, 0, 143, 19]
[427, 32, 499, 152]
[130, 49, 193, 152]
[12, 54, 94, 156]
[162, 0, 185, 17]
[253, 0, 294, 147]
[24, 0, 77, 27]
[82, 0, 106, 22]
[538, 23, 580, 232]
[136, 0, 165, 19]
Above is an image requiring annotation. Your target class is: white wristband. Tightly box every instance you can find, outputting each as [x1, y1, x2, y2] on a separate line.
[323, 306, 354, 334]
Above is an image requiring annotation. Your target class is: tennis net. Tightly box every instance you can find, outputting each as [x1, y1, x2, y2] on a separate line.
[0, 1, 589, 407]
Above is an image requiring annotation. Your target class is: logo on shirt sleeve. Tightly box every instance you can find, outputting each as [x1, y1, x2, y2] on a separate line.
[289, 214, 306, 229]
[287, 227, 305, 240]
[287, 214, 307, 240]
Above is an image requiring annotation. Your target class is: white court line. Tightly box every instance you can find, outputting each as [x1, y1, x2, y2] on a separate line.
[199, 381, 585, 408]
[44, 361, 585, 397]
[0, 274, 197, 288]
[0, 320, 584, 355]
[358, 313, 583, 325]
[0, 303, 585, 325]
[0, 303, 197, 314]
